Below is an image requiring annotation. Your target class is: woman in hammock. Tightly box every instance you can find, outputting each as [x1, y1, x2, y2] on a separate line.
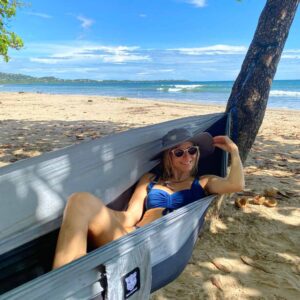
[53, 128, 244, 269]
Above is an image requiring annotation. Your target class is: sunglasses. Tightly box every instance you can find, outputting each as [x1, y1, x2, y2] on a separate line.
[171, 146, 199, 158]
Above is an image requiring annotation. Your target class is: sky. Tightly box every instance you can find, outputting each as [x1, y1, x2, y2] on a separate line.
[1, 0, 300, 81]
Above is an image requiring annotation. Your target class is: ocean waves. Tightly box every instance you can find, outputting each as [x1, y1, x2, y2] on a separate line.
[270, 90, 300, 97]
[157, 84, 204, 92]
[0, 80, 299, 109]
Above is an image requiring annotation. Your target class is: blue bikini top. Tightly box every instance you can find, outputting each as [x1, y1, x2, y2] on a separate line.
[145, 175, 206, 211]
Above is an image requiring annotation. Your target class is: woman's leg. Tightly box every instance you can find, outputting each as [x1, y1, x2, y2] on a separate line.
[52, 192, 133, 269]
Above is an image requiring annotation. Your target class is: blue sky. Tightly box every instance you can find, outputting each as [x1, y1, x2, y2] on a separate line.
[1, 0, 300, 81]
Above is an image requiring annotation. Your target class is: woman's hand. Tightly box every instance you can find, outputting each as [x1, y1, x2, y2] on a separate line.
[213, 135, 238, 154]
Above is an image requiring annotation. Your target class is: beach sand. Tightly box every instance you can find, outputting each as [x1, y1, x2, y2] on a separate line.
[1, 92, 300, 299]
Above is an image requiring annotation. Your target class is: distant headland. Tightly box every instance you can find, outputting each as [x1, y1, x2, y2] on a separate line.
[0, 72, 190, 84]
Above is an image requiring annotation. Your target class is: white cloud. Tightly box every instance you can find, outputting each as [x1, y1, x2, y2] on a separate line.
[102, 54, 150, 63]
[28, 44, 150, 64]
[283, 49, 300, 53]
[20, 67, 101, 75]
[139, 14, 147, 18]
[67, 45, 149, 63]
[282, 54, 300, 59]
[87, 46, 140, 55]
[185, 0, 206, 8]
[24, 12, 52, 19]
[77, 15, 94, 29]
[282, 49, 300, 59]
[137, 69, 174, 76]
[30, 58, 61, 64]
[172, 44, 247, 55]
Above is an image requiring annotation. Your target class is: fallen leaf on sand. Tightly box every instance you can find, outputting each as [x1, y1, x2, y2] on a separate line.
[264, 187, 279, 197]
[252, 195, 265, 205]
[210, 275, 223, 290]
[206, 253, 232, 273]
[240, 256, 273, 274]
[211, 259, 232, 273]
[263, 198, 278, 207]
[75, 134, 85, 140]
[235, 197, 248, 209]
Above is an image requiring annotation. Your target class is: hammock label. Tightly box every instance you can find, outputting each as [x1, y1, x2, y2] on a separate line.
[122, 267, 140, 299]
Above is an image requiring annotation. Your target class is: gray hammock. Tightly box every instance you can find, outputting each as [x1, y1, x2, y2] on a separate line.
[0, 112, 230, 299]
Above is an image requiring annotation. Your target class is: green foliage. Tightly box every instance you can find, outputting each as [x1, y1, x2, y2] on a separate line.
[0, 0, 23, 62]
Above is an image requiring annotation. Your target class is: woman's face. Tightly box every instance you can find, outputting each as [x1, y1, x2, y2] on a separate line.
[169, 141, 199, 174]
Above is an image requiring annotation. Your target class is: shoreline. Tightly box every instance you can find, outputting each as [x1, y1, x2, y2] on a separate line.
[1, 90, 299, 112]
[0, 91, 299, 299]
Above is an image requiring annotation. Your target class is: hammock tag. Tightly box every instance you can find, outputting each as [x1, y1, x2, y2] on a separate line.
[122, 267, 140, 299]
[104, 239, 151, 299]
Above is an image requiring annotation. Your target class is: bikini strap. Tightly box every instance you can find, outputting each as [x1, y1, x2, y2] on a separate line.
[192, 176, 207, 196]
[191, 176, 203, 191]
[192, 176, 200, 187]
[147, 174, 160, 193]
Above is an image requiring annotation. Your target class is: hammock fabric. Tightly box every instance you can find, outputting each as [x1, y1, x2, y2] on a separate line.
[0, 113, 230, 299]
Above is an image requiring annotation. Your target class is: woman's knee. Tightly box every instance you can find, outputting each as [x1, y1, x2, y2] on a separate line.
[65, 192, 104, 215]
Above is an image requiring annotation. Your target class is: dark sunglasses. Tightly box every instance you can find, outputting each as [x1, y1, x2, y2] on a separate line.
[171, 146, 199, 158]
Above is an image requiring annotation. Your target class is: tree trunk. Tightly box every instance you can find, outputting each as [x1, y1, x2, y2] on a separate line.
[226, 0, 299, 163]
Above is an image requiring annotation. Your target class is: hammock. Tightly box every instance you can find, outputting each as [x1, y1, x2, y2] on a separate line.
[0, 112, 230, 299]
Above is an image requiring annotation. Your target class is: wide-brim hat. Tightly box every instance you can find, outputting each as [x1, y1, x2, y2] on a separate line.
[152, 127, 215, 160]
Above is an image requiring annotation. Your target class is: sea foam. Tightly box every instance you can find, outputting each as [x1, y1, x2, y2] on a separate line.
[157, 84, 204, 92]
[270, 90, 300, 97]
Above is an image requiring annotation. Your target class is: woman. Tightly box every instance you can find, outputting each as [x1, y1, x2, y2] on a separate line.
[53, 128, 244, 269]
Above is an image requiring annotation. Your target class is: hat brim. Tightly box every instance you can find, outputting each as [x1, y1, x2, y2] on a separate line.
[151, 131, 215, 161]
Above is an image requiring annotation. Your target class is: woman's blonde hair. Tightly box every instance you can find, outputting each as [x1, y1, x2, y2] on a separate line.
[161, 145, 200, 180]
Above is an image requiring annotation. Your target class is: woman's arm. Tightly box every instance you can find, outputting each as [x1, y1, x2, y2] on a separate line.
[113, 173, 153, 227]
[202, 136, 245, 194]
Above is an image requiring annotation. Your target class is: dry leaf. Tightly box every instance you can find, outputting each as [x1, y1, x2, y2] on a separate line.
[252, 195, 265, 205]
[211, 259, 232, 273]
[75, 134, 85, 140]
[235, 197, 248, 208]
[264, 187, 279, 197]
[240, 256, 272, 274]
[210, 275, 223, 290]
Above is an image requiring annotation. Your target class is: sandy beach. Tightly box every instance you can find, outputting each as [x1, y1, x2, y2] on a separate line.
[1, 92, 299, 299]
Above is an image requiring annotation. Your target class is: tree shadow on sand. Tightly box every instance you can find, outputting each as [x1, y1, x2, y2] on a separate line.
[0, 119, 145, 166]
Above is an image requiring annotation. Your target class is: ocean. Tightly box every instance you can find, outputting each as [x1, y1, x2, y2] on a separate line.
[1, 80, 299, 110]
